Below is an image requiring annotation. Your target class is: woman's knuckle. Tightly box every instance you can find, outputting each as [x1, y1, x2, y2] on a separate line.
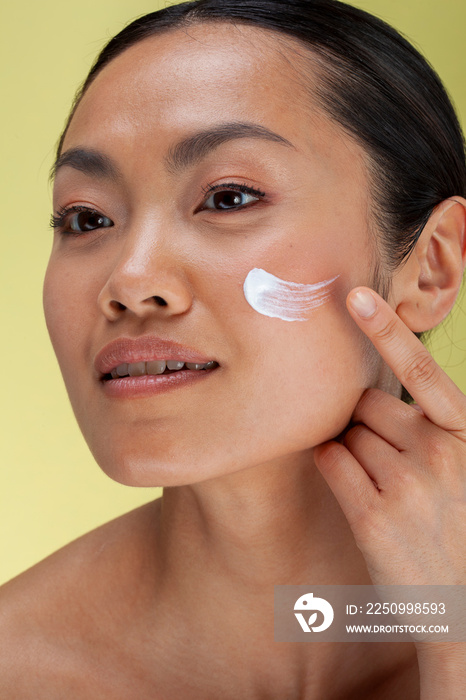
[395, 467, 418, 489]
[425, 432, 446, 460]
[429, 442, 463, 480]
[316, 442, 344, 472]
[372, 317, 398, 343]
[403, 351, 438, 389]
[344, 424, 367, 448]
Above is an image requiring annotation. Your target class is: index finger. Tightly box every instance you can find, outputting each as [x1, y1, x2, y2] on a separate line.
[347, 286, 466, 434]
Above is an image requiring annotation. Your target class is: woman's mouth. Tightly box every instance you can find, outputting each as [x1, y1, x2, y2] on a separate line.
[95, 336, 220, 397]
[105, 360, 218, 380]
[100, 360, 219, 399]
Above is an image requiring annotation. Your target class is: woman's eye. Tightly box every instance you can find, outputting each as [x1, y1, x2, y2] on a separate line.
[69, 210, 113, 233]
[51, 206, 114, 234]
[200, 184, 265, 212]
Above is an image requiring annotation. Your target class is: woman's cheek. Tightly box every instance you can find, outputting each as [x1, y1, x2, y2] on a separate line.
[43, 256, 94, 383]
[239, 267, 375, 445]
[43, 260, 69, 360]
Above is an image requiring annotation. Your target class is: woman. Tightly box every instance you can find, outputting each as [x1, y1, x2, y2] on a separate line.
[1, 0, 465, 697]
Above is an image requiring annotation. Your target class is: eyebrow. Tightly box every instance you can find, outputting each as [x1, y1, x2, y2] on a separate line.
[164, 122, 294, 173]
[50, 122, 294, 182]
[50, 148, 121, 182]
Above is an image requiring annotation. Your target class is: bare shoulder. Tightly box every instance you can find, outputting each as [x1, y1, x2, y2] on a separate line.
[0, 498, 162, 698]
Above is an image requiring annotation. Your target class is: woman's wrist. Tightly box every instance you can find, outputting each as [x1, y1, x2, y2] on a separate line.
[416, 642, 466, 700]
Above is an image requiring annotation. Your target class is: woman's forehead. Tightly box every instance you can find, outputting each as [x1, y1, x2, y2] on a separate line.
[60, 20, 368, 201]
[64, 23, 322, 145]
[91, 21, 303, 80]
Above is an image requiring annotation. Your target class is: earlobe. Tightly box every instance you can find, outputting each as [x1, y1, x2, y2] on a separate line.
[394, 197, 466, 333]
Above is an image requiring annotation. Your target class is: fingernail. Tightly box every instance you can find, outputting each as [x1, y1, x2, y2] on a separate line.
[350, 290, 377, 318]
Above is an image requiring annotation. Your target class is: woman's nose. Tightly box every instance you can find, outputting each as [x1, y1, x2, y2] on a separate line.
[97, 229, 193, 321]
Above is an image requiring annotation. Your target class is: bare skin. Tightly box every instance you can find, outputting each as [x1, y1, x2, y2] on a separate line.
[1, 22, 464, 699]
[0, 501, 420, 699]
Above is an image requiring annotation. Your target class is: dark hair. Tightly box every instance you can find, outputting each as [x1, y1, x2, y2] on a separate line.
[55, 0, 466, 401]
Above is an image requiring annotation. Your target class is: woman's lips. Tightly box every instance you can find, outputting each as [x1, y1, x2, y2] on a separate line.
[95, 336, 218, 376]
[100, 366, 218, 399]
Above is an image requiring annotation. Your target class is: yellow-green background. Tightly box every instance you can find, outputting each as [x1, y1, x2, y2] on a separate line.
[1, 0, 465, 585]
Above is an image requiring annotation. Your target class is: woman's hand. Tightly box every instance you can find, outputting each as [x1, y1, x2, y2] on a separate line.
[314, 286, 465, 587]
[313, 287, 465, 696]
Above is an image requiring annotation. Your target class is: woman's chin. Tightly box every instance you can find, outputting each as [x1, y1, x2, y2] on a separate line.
[89, 444, 222, 488]
[93, 454, 192, 488]
[84, 408, 360, 489]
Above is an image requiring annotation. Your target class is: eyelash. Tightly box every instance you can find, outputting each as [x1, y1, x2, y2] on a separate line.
[50, 182, 266, 234]
[200, 182, 266, 206]
[50, 205, 107, 231]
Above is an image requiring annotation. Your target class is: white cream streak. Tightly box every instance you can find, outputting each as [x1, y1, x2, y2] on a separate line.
[243, 268, 339, 321]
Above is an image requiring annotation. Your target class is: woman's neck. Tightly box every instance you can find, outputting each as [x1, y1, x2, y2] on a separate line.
[158, 449, 371, 592]
[139, 450, 416, 699]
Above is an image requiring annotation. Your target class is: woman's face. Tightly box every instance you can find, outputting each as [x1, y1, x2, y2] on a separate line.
[44, 23, 386, 486]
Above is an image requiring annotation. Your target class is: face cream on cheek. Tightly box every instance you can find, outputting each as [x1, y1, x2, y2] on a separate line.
[243, 267, 339, 321]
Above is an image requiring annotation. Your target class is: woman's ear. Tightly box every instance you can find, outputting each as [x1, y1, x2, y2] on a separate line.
[392, 197, 466, 333]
